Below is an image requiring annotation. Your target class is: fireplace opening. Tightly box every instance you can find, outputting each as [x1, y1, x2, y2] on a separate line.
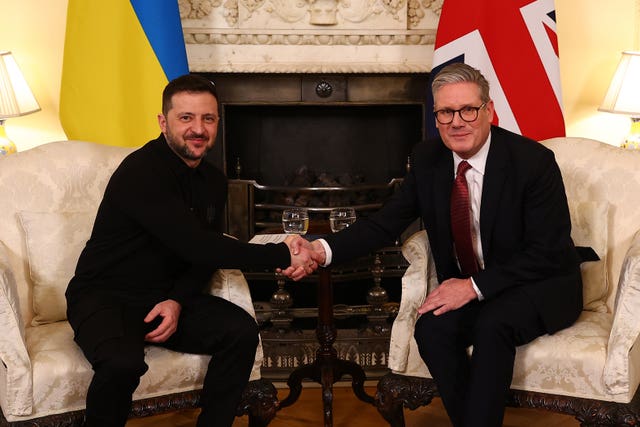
[223, 102, 423, 237]
[224, 104, 423, 185]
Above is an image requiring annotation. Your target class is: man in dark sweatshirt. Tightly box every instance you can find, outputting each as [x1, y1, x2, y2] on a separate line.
[66, 74, 319, 427]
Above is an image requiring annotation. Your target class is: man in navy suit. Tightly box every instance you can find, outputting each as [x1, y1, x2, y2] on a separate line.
[287, 63, 582, 426]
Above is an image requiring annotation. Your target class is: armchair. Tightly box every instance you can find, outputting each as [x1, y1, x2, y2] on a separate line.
[376, 137, 640, 426]
[0, 141, 278, 426]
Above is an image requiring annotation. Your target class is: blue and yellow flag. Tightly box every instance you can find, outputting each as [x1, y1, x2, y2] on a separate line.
[60, 0, 189, 147]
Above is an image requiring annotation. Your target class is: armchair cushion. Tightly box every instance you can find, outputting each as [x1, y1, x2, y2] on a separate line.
[512, 310, 613, 400]
[24, 321, 211, 418]
[568, 200, 610, 312]
[18, 211, 95, 326]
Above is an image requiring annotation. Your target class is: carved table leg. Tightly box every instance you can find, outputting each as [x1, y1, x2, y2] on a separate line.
[278, 268, 375, 427]
[280, 363, 321, 408]
[320, 358, 336, 425]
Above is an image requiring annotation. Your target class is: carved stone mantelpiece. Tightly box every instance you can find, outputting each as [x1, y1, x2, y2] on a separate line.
[179, 0, 442, 73]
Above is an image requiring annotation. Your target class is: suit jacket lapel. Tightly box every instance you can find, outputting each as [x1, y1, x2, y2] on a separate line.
[433, 149, 455, 268]
[480, 130, 509, 259]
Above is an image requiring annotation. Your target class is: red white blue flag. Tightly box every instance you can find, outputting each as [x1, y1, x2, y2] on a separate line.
[427, 0, 565, 141]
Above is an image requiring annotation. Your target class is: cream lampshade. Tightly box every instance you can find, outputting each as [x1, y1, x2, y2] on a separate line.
[598, 51, 640, 149]
[0, 51, 40, 155]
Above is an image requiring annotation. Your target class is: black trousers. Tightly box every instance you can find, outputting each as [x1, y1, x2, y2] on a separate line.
[414, 287, 546, 427]
[70, 294, 259, 427]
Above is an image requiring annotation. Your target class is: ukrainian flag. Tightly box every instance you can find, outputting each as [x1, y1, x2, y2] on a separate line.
[60, 0, 189, 147]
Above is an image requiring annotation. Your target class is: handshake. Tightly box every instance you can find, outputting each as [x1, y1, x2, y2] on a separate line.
[280, 235, 327, 281]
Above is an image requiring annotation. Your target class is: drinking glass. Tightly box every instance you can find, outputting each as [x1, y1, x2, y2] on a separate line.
[282, 208, 309, 235]
[329, 207, 356, 233]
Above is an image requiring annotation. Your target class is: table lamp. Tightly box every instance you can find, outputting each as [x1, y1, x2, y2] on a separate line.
[598, 51, 640, 149]
[0, 51, 40, 155]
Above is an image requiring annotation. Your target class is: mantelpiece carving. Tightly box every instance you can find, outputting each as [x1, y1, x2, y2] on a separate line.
[179, 0, 442, 73]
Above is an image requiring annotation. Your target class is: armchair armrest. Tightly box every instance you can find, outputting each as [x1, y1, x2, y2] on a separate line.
[208, 269, 256, 316]
[604, 230, 640, 396]
[206, 269, 263, 381]
[388, 230, 437, 375]
[0, 240, 33, 415]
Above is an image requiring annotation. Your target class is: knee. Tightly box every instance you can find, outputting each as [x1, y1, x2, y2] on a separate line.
[94, 353, 148, 382]
[204, 310, 259, 354]
[414, 310, 474, 360]
[414, 311, 452, 342]
[472, 313, 512, 347]
[233, 313, 259, 351]
[414, 312, 444, 357]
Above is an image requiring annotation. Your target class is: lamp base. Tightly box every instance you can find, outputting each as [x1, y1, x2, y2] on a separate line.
[0, 120, 17, 155]
[621, 117, 640, 149]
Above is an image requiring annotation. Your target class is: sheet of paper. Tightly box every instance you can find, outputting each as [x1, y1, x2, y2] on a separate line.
[249, 233, 289, 244]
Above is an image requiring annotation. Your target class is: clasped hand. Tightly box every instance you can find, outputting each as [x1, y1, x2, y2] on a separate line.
[280, 235, 326, 281]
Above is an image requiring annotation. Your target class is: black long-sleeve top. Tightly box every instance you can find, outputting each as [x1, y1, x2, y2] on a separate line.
[66, 135, 289, 313]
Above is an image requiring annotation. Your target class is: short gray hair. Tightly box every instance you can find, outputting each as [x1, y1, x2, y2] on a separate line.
[431, 63, 490, 103]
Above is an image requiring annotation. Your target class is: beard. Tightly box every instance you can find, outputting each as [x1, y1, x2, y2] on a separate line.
[164, 126, 212, 163]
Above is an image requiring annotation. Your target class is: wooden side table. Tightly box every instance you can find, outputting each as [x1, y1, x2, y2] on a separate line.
[278, 267, 375, 426]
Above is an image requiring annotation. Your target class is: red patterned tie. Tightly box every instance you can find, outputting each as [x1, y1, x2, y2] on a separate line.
[450, 160, 478, 276]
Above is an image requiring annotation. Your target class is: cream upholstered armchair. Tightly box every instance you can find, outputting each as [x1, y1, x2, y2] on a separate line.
[375, 137, 640, 426]
[0, 141, 278, 426]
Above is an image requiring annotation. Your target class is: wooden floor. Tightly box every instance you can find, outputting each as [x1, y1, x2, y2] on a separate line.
[126, 384, 580, 427]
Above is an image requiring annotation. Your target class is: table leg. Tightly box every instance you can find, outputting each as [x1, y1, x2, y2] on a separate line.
[278, 268, 375, 426]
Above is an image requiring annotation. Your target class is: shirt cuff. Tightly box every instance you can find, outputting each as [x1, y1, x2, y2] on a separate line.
[471, 277, 484, 301]
[316, 238, 333, 266]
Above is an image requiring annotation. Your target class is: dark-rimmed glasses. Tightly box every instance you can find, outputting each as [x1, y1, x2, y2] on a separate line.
[434, 103, 486, 125]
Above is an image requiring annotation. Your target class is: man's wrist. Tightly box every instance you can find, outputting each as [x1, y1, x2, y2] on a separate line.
[470, 277, 484, 301]
[316, 238, 332, 266]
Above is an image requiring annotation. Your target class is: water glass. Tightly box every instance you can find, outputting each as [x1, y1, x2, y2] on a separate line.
[329, 207, 356, 233]
[282, 208, 309, 235]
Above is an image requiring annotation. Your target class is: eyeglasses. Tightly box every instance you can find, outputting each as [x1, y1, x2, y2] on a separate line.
[434, 103, 487, 125]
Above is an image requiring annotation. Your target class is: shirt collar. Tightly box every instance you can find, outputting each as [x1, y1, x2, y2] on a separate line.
[452, 132, 491, 176]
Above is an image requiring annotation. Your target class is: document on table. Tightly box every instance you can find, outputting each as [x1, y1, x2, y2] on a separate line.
[249, 234, 289, 244]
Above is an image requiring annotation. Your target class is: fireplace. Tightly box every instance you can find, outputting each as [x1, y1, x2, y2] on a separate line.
[201, 73, 429, 241]
[195, 72, 429, 379]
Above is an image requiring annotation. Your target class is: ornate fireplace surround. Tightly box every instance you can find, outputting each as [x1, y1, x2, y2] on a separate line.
[179, 0, 441, 73]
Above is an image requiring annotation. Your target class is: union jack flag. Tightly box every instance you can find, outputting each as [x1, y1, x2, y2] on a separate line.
[427, 0, 565, 141]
